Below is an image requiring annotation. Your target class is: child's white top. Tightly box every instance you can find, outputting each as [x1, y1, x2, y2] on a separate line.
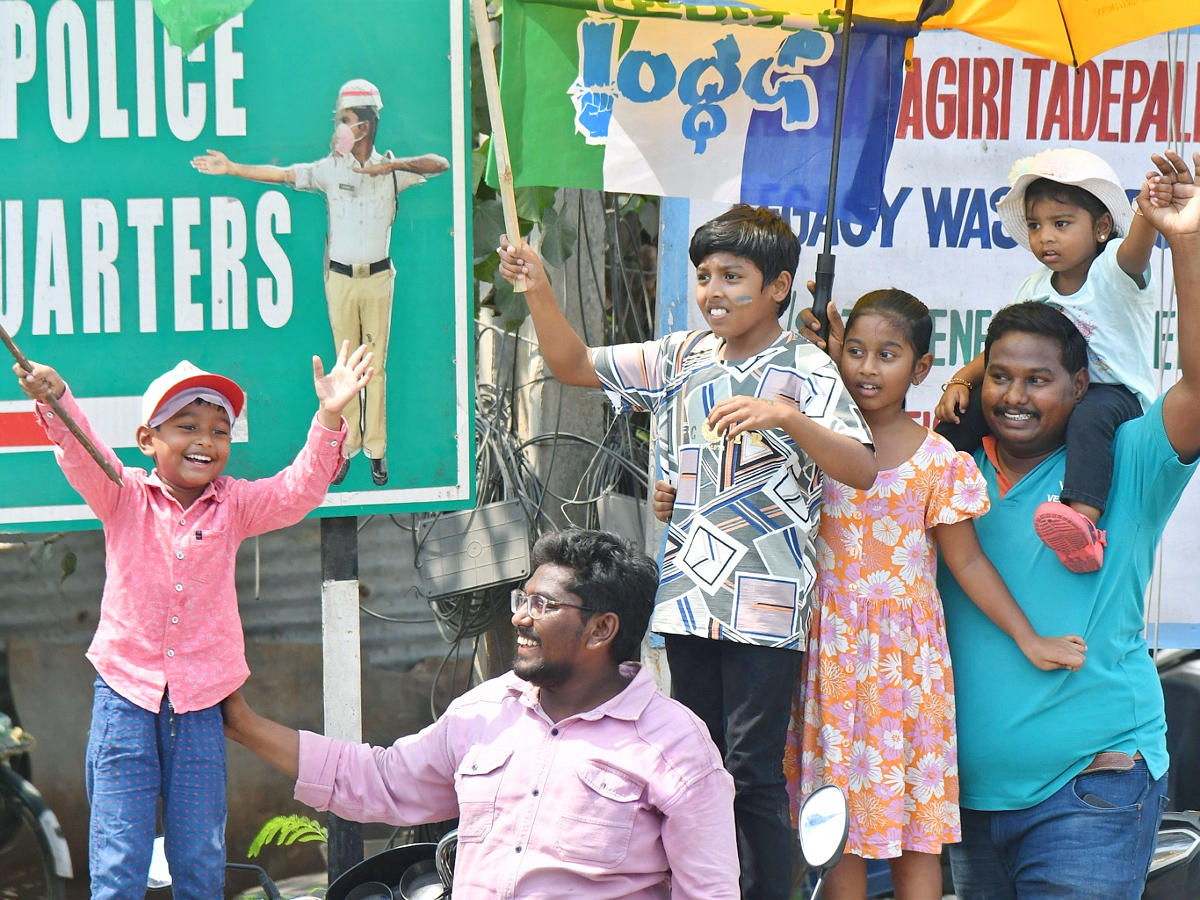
[1013, 236, 1156, 409]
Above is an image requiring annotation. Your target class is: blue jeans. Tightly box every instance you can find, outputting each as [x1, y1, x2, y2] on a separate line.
[949, 759, 1167, 900]
[86, 677, 227, 900]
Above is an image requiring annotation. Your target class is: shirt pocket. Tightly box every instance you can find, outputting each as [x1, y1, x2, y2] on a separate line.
[454, 744, 512, 844]
[555, 761, 645, 869]
[187, 527, 231, 586]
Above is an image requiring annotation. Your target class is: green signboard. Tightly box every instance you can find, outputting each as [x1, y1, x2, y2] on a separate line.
[0, 0, 473, 532]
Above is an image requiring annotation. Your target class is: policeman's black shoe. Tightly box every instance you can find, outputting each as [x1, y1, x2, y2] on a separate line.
[370, 456, 388, 486]
[330, 457, 351, 486]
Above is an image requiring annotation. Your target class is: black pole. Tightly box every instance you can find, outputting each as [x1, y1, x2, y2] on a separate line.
[811, 0, 856, 339]
[320, 516, 363, 883]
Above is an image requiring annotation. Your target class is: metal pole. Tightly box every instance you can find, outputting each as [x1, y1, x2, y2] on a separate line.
[320, 516, 363, 882]
[811, 0, 856, 339]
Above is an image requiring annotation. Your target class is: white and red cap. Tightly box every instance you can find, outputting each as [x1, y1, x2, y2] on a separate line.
[142, 361, 245, 428]
[336, 78, 384, 112]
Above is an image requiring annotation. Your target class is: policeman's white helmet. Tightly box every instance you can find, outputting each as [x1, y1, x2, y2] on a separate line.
[336, 79, 383, 112]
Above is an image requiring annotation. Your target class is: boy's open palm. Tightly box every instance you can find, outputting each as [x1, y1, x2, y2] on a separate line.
[314, 341, 374, 424]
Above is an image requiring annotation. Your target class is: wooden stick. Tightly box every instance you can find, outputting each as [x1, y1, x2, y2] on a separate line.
[1, 324, 124, 487]
[471, 0, 527, 292]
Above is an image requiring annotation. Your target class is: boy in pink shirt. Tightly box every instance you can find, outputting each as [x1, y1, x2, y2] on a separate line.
[13, 340, 373, 900]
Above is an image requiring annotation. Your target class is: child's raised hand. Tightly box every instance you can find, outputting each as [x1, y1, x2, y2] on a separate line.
[1019, 633, 1087, 672]
[497, 235, 547, 289]
[313, 341, 374, 430]
[935, 383, 971, 425]
[707, 395, 796, 440]
[13, 361, 65, 402]
[1139, 150, 1200, 239]
[652, 479, 676, 524]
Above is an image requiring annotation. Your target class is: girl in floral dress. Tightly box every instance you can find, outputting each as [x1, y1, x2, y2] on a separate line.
[786, 290, 1088, 900]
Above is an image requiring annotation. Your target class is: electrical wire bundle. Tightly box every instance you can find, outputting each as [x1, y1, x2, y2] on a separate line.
[363, 192, 658, 714]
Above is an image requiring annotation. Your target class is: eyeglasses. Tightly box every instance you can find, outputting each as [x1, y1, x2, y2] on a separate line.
[510, 588, 593, 620]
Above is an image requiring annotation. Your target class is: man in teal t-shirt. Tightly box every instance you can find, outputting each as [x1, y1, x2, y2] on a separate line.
[938, 150, 1200, 900]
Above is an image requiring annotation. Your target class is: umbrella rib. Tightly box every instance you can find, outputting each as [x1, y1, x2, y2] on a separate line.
[1058, 0, 1079, 68]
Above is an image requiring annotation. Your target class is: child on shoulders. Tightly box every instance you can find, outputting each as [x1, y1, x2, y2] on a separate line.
[936, 148, 1162, 573]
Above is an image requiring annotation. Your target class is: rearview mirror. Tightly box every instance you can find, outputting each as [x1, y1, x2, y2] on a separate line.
[798, 784, 849, 870]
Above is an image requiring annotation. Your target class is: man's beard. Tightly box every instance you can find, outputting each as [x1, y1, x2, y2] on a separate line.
[512, 654, 574, 690]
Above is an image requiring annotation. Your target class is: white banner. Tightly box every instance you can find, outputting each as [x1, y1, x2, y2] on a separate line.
[662, 28, 1200, 647]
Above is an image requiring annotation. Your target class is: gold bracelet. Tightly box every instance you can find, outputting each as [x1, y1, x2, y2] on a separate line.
[941, 378, 972, 391]
[1131, 197, 1144, 217]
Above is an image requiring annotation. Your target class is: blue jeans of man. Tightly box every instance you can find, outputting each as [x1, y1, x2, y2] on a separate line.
[949, 758, 1167, 900]
[86, 677, 226, 900]
[664, 634, 800, 900]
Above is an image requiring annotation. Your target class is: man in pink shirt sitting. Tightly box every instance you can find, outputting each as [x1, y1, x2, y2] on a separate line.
[223, 528, 740, 900]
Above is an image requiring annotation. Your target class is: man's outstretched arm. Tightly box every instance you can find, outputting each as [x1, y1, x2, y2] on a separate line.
[222, 690, 301, 780]
[192, 149, 295, 183]
[1145, 150, 1200, 463]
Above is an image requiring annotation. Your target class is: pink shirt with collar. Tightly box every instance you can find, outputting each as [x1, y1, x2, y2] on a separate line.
[36, 387, 346, 714]
[296, 663, 739, 900]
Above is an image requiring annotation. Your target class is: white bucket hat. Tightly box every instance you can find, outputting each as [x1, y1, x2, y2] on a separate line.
[997, 148, 1132, 251]
[142, 361, 245, 428]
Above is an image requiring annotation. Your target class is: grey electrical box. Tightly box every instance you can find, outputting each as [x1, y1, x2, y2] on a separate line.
[597, 490, 646, 547]
[417, 499, 531, 597]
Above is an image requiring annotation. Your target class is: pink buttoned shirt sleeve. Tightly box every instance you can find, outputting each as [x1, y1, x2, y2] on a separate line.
[658, 766, 739, 900]
[35, 386, 127, 519]
[226, 415, 348, 538]
[296, 720, 461, 826]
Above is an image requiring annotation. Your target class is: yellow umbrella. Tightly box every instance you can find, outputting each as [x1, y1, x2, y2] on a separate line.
[763, 0, 1200, 67]
[929, 0, 1200, 66]
[744, 0, 1198, 331]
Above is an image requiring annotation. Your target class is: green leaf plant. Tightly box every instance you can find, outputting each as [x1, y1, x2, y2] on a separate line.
[247, 814, 328, 858]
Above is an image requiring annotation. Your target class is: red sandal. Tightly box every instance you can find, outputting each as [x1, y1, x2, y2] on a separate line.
[1033, 502, 1106, 573]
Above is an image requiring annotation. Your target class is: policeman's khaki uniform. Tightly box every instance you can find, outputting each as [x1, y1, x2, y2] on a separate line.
[293, 151, 425, 459]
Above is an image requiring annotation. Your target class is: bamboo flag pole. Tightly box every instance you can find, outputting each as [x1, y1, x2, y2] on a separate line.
[1, 323, 124, 486]
[471, 0, 527, 292]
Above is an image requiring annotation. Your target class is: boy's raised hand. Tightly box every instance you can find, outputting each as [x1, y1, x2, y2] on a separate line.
[13, 361, 65, 402]
[314, 341, 374, 430]
[497, 235, 549, 289]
